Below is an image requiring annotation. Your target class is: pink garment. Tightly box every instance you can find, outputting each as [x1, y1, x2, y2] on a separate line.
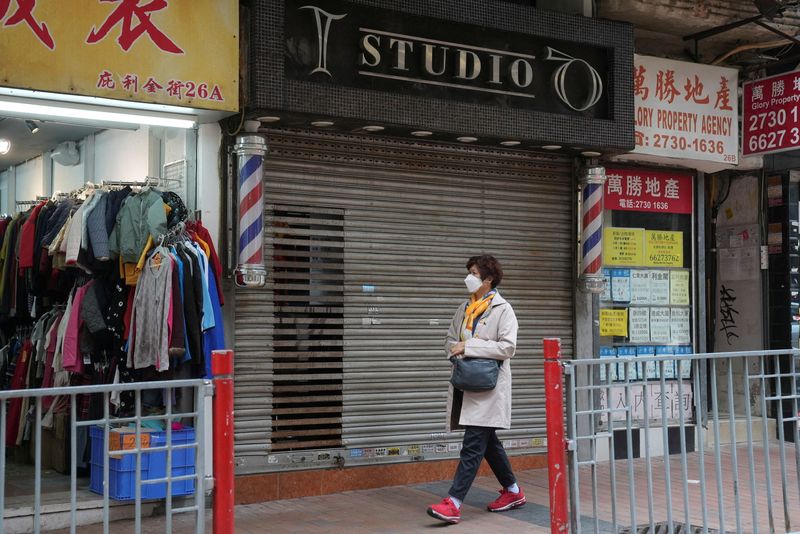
[62, 281, 94, 374]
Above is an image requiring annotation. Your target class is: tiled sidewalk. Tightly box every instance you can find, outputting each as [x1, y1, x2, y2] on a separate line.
[48, 443, 800, 532]
[50, 469, 553, 533]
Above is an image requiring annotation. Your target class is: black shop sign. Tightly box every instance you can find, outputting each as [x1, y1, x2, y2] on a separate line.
[284, 0, 611, 119]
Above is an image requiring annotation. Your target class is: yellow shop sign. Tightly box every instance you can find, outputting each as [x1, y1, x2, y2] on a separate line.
[0, 1, 238, 111]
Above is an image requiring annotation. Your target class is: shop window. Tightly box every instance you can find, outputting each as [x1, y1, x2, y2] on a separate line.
[269, 205, 344, 451]
[598, 168, 696, 425]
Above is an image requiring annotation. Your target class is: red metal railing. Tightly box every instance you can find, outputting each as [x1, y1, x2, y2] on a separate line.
[212, 350, 235, 533]
[544, 338, 569, 533]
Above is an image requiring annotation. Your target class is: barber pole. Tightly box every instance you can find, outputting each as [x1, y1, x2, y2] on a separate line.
[579, 165, 607, 293]
[234, 134, 268, 287]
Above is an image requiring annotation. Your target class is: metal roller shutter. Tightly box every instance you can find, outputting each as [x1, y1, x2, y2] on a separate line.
[233, 129, 575, 471]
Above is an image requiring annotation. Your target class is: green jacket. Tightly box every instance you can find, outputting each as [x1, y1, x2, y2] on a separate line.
[109, 188, 168, 264]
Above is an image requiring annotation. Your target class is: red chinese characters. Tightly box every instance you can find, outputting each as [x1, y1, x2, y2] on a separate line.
[634, 65, 649, 101]
[714, 77, 733, 111]
[655, 70, 680, 104]
[683, 75, 709, 104]
[86, 0, 183, 54]
[605, 169, 693, 214]
[121, 73, 138, 92]
[96, 70, 116, 89]
[166, 79, 184, 99]
[95, 70, 225, 103]
[0, 0, 54, 50]
[143, 77, 164, 93]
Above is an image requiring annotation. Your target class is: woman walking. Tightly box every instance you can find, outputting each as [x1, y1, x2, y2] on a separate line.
[427, 254, 525, 525]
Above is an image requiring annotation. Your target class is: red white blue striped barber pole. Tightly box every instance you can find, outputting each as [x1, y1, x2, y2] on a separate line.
[238, 154, 264, 266]
[579, 166, 606, 293]
[234, 134, 268, 288]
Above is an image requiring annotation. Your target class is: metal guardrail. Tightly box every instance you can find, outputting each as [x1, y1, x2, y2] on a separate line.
[545, 340, 800, 534]
[0, 378, 212, 534]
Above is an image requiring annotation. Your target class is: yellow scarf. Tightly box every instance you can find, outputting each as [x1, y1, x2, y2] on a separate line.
[463, 290, 496, 335]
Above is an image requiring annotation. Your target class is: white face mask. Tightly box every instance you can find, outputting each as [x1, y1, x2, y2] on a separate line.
[464, 274, 483, 294]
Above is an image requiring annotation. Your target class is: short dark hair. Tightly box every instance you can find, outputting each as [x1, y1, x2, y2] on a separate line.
[466, 255, 503, 288]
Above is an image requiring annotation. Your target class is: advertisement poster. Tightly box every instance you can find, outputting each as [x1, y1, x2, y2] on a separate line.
[650, 307, 671, 343]
[601, 269, 612, 301]
[649, 271, 671, 305]
[611, 269, 631, 302]
[599, 346, 617, 382]
[742, 71, 800, 156]
[618, 346, 639, 380]
[599, 382, 694, 422]
[657, 346, 676, 379]
[632, 55, 738, 166]
[604, 228, 645, 266]
[670, 271, 691, 305]
[645, 230, 684, 267]
[629, 307, 651, 343]
[670, 308, 691, 343]
[630, 270, 651, 305]
[600, 309, 629, 337]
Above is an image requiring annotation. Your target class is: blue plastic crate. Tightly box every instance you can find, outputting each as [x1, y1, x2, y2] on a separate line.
[89, 426, 196, 500]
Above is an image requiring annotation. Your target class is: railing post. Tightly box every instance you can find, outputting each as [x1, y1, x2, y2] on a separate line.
[212, 350, 235, 534]
[544, 338, 569, 534]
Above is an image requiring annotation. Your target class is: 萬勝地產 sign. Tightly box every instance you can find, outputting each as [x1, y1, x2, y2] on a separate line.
[604, 168, 693, 215]
[632, 55, 738, 166]
[742, 71, 800, 157]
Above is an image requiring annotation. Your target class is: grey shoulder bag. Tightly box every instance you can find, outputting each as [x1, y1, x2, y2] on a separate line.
[449, 357, 502, 392]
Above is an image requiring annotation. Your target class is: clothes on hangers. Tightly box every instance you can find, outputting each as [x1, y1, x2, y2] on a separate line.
[0, 183, 226, 455]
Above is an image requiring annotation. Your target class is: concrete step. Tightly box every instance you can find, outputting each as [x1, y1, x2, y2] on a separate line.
[3, 490, 163, 534]
[703, 415, 778, 447]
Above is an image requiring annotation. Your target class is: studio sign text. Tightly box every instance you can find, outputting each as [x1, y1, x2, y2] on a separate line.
[300, 5, 604, 112]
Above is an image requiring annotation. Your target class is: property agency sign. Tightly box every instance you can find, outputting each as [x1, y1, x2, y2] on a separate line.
[0, 1, 238, 111]
[605, 168, 693, 214]
[742, 70, 800, 156]
[284, 0, 610, 118]
[632, 55, 738, 165]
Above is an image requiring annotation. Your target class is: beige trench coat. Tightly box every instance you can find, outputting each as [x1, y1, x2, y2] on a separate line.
[444, 292, 518, 432]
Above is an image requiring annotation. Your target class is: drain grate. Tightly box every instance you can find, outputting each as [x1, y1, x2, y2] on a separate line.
[619, 524, 730, 534]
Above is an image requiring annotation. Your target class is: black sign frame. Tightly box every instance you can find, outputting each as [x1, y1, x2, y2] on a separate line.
[249, 0, 635, 152]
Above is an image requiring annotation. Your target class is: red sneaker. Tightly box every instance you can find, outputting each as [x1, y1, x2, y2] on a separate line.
[427, 497, 461, 524]
[487, 488, 526, 512]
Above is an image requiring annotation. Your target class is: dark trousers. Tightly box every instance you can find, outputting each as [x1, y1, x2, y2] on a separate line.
[448, 426, 516, 501]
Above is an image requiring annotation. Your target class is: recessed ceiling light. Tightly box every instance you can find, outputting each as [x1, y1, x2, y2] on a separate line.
[0, 138, 9, 155]
[411, 130, 433, 137]
[363, 125, 384, 132]
[257, 116, 281, 123]
[581, 151, 602, 157]
[500, 140, 521, 147]
[457, 136, 478, 143]
[311, 120, 334, 127]
[541, 145, 562, 150]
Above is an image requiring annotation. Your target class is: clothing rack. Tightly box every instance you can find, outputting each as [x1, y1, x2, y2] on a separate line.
[101, 176, 169, 188]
